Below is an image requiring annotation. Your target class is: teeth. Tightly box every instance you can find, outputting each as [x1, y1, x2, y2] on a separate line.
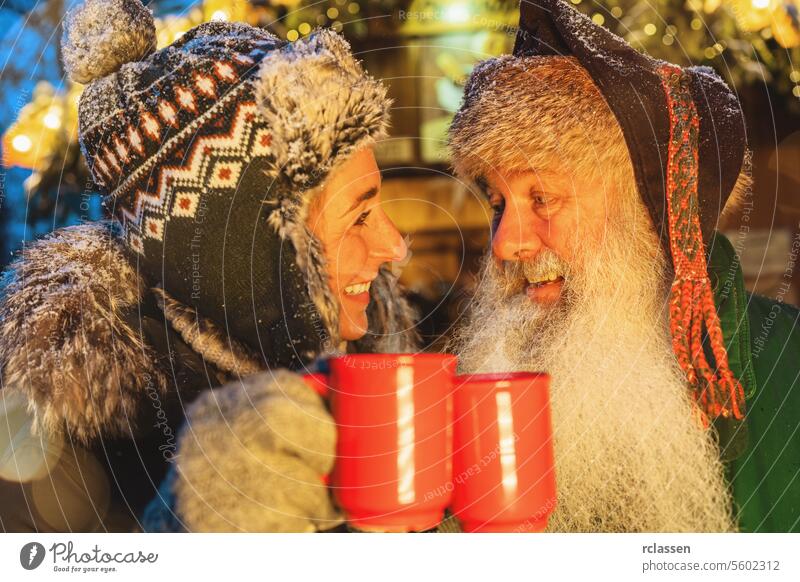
[527, 273, 561, 286]
[344, 281, 371, 295]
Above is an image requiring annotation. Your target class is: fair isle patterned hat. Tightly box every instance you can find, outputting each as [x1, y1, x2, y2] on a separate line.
[61, 0, 391, 368]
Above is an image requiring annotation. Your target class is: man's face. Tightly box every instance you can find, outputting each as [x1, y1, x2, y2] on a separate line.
[484, 166, 611, 305]
[453, 162, 736, 532]
[306, 147, 408, 341]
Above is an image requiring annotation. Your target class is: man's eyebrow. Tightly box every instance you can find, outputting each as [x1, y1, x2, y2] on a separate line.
[342, 186, 379, 216]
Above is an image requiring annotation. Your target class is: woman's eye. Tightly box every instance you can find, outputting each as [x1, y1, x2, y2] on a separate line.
[354, 210, 371, 226]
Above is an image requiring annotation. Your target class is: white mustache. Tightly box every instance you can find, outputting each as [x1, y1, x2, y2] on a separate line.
[494, 249, 572, 297]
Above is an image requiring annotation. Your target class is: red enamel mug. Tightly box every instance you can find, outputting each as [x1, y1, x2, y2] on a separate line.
[450, 372, 557, 532]
[305, 353, 457, 532]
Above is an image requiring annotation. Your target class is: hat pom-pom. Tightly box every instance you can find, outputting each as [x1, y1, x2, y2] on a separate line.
[61, 0, 156, 84]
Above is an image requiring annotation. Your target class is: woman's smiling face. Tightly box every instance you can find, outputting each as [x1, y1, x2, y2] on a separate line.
[306, 147, 408, 341]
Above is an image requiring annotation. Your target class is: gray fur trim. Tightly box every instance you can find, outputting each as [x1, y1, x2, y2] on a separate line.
[152, 288, 263, 377]
[254, 29, 392, 349]
[0, 223, 166, 443]
[296, 221, 342, 351]
[352, 265, 420, 354]
[449, 55, 631, 185]
[254, 29, 391, 193]
[61, 0, 156, 84]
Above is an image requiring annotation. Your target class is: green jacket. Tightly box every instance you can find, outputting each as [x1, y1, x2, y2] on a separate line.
[710, 232, 800, 532]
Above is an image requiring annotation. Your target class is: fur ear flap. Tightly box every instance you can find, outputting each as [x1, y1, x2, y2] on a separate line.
[252, 29, 392, 349]
[253, 28, 391, 194]
[0, 223, 167, 443]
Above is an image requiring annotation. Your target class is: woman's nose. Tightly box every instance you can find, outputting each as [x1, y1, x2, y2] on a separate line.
[370, 209, 407, 263]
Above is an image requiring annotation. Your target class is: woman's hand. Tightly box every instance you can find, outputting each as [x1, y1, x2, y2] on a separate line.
[162, 370, 343, 532]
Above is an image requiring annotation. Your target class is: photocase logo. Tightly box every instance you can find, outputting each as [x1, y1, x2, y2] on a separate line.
[19, 542, 46, 570]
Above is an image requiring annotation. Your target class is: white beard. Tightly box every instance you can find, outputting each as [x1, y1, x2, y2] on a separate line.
[451, 197, 737, 533]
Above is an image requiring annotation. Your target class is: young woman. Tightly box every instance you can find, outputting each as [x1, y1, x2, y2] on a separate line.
[0, 0, 415, 532]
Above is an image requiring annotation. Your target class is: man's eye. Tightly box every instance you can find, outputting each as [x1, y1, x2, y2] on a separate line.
[489, 197, 505, 214]
[354, 210, 371, 226]
[531, 192, 559, 218]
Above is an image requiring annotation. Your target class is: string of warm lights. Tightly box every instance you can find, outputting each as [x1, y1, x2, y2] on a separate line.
[567, 0, 799, 99]
[284, 0, 362, 40]
[3, 0, 799, 170]
[3, 82, 82, 170]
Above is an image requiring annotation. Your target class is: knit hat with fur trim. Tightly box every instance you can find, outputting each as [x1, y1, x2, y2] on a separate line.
[62, 0, 391, 369]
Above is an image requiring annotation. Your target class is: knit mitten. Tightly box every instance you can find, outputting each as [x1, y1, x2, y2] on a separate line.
[161, 369, 343, 532]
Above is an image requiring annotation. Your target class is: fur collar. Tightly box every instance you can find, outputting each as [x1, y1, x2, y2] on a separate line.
[0, 223, 417, 443]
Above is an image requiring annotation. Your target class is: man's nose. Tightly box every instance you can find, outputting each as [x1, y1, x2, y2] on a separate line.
[492, 211, 541, 261]
[370, 209, 407, 263]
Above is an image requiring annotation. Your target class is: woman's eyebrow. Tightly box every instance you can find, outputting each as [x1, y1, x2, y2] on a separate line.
[342, 186, 379, 216]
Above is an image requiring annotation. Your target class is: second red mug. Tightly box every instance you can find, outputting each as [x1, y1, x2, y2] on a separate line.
[450, 372, 557, 532]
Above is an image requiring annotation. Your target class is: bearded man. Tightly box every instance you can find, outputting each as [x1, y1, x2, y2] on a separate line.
[448, 0, 800, 533]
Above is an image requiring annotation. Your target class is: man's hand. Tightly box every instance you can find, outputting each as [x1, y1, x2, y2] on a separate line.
[168, 369, 343, 532]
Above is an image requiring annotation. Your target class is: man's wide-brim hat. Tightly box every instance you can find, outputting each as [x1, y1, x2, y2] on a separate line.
[450, 0, 749, 425]
[512, 0, 747, 248]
